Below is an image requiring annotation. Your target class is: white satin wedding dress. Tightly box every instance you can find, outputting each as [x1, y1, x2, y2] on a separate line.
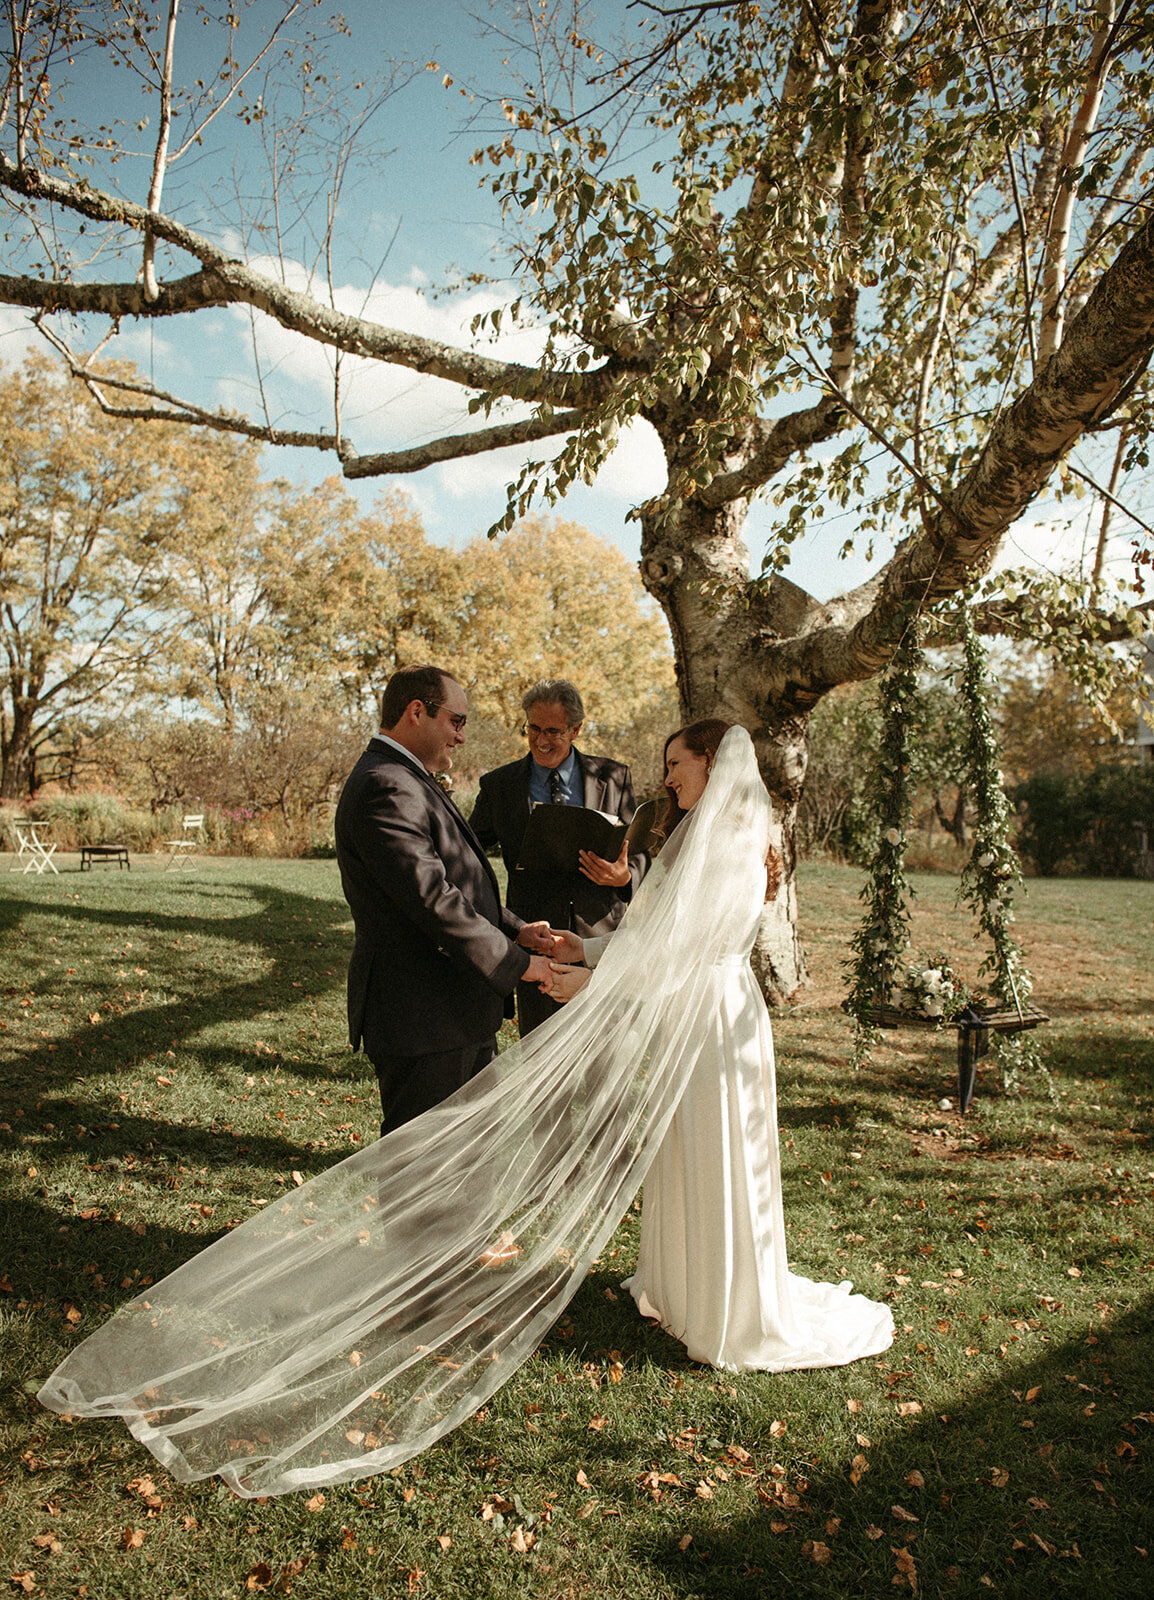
[40, 727, 892, 1496]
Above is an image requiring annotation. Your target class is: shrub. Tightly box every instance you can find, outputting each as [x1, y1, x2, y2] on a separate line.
[26, 794, 170, 852]
[1013, 762, 1154, 876]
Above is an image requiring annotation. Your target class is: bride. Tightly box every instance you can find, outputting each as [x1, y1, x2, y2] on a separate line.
[549, 719, 894, 1371]
[39, 723, 892, 1498]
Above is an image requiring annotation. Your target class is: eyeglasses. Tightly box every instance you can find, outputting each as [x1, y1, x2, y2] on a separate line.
[523, 721, 572, 740]
[423, 702, 467, 732]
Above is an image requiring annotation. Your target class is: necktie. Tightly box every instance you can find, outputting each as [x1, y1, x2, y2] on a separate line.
[549, 769, 564, 804]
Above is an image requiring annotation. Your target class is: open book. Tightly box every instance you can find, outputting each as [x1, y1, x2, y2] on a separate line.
[515, 798, 658, 874]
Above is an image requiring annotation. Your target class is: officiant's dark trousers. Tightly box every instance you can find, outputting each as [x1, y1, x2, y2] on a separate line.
[372, 1039, 497, 1137]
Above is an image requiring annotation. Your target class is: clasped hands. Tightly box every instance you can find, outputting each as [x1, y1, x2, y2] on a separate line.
[515, 923, 592, 1000]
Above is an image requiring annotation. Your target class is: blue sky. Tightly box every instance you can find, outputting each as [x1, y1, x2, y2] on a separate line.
[0, 0, 1141, 607]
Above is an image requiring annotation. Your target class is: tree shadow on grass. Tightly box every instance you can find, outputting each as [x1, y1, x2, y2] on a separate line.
[622, 1293, 1154, 1600]
[0, 874, 357, 1104]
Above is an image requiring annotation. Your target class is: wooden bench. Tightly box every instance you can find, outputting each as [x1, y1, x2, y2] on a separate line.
[80, 843, 131, 871]
[862, 1001, 1049, 1112]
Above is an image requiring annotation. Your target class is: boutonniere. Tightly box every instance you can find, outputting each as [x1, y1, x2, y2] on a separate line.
[434, 772, 453, 794]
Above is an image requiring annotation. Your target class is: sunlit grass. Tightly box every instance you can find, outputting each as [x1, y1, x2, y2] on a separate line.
[2, 859, 1152, 1598]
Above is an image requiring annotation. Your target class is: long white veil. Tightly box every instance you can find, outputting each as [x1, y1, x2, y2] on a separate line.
[39, 727, 772, 1497]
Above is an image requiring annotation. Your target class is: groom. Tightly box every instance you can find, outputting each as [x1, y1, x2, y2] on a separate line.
[335, 663, 559, 1136]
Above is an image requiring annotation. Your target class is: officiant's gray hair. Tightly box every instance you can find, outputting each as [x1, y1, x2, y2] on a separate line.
[521, 679, 584, 728]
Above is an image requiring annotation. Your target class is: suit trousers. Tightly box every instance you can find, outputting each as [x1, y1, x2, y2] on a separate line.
[371, 1039, 498, 1137]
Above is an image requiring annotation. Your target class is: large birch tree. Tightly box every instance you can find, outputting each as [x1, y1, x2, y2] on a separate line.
[1, 0, 1152, 994]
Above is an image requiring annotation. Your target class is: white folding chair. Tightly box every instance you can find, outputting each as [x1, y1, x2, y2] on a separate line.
[10, 821, 59, 875]
[163, 813, 205, 872]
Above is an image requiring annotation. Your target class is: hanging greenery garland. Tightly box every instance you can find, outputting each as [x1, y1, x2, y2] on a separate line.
[844, 623, 921, 1070]
[955, 608, 1045, 1090]
[845, 600, 1045, 1091]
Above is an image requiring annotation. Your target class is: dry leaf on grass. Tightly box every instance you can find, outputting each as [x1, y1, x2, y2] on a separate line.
[802, 1540, 832, 1565]
[893, 1545, 918, 1590]
[122, 1529, 145, 1551]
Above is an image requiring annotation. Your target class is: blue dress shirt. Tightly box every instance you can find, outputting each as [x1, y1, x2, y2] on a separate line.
[529, 749, 582, 807]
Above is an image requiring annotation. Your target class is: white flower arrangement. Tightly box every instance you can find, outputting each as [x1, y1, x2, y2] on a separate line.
[896, 954, 969, 1023]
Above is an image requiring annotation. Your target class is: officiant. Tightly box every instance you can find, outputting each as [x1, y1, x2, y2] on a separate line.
[470, 678, 651, 1034]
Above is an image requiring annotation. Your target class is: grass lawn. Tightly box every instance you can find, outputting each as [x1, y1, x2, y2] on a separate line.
[1, 855, 1152, 1599]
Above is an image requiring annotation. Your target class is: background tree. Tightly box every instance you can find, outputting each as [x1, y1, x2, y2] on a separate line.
[0, 355, 187, 797]
[1, 2, 1152, 992]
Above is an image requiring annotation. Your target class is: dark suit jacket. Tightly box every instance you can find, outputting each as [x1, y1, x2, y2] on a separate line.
[469, 749, 649, 938]
[335, 741, 528, 1060]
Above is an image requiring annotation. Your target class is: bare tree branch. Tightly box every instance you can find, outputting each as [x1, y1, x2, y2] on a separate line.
[344, 409, 585, 479]
[0, 157, 635, 406]
[1037, 0, 1122, 362]
[697, 395, 847, 507]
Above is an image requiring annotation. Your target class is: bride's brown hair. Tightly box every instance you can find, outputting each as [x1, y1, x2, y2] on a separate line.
[653, 718, 732, 844]
[654, 718, 783, 899]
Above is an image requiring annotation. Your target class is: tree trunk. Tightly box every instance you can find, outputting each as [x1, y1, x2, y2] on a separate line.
[0, 703, 39, 799]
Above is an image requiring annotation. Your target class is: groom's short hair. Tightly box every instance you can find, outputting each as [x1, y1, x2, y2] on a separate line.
[381, 664, 457, 731]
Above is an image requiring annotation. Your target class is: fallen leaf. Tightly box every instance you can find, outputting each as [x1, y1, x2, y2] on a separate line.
[897, 1401, 923, 1417]
[826, 1517, 842, 1536]
[122, 1529, 145, 1551]
[245, 1563, 273, 1590]
[802, 1540, 832, 1565]
[905, 1469, 925, 1488]
[1025, 1385, 1042, 1402]
[587, 1414, 608, 1431]
[891, 1505, 920, 1523]
[989, 1468, 1010, 1488]
[509, 1526, 535, 1553]
[846, 1398, 861, 1414]
[576, 1500, 599, 1519]
[291, 1171, 305, 1187]
[30, 1537, 60, 1555]
[406, 1569, 423, 1593]
[770, 1520, 789, 1534]
[10, 1576, 35, 1594]
[678, 1534, 693, 1553]
[435, 1535, 451, 1552]
[866, 1524, 884, 1540]
[305, 1493, 325, 1512]
[576, 1468, 591, 1488]
[770, 1419, 786, 1437]
[893, 1544, 919, 1590]
[1032, 1534, 1057, 1556]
